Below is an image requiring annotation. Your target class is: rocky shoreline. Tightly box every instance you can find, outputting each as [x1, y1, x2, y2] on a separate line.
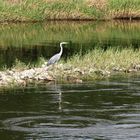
[1, 63, 140, 88]
[0, 64, 83, 87]
[0, 67, 52, 87]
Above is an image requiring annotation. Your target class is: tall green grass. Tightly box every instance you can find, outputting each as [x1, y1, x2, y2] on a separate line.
[0, 0, 139, 21]
[66, 48, 140, 70]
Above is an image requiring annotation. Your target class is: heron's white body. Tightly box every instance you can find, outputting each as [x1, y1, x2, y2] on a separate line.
[47, 42, 68, 66]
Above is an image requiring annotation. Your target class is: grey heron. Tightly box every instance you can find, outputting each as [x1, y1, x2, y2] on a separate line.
[47, 42, 68, 66]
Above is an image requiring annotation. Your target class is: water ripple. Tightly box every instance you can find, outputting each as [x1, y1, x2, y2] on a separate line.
[0, 76, 140, 139]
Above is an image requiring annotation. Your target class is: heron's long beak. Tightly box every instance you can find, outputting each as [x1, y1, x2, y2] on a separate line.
[60, 42, 68, 46]
[63, 42, 68, 44]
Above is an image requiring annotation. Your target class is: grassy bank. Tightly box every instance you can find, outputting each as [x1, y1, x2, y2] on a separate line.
[1, 47, 140, 87]
[0, 0, 140, 22]
[8, 48, 140, 73]
[1, 47, 140, 88]
[53, 48, 140, 81]
[7, 47, 140, 75]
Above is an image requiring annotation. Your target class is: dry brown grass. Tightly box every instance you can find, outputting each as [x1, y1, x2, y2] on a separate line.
[44, 10, 92, 19]
[85, 0, 107, 10]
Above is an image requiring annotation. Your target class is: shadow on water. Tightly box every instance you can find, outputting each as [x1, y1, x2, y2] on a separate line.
[0, 75, 140, 139]
[0, 21, 140, 68]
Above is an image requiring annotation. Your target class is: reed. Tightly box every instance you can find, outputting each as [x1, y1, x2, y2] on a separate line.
[66, 48, 140, 70]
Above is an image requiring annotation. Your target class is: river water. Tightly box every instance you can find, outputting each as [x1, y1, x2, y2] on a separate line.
[0, 75, 140, 139]
[0, 21, 140, 139]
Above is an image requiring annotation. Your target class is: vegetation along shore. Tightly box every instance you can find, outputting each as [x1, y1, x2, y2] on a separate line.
[1, 48, 140, 88]
[0, 0, 140, 22]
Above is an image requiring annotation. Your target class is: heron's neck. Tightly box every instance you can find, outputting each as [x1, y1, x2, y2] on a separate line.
[60, 43, 63, 55]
